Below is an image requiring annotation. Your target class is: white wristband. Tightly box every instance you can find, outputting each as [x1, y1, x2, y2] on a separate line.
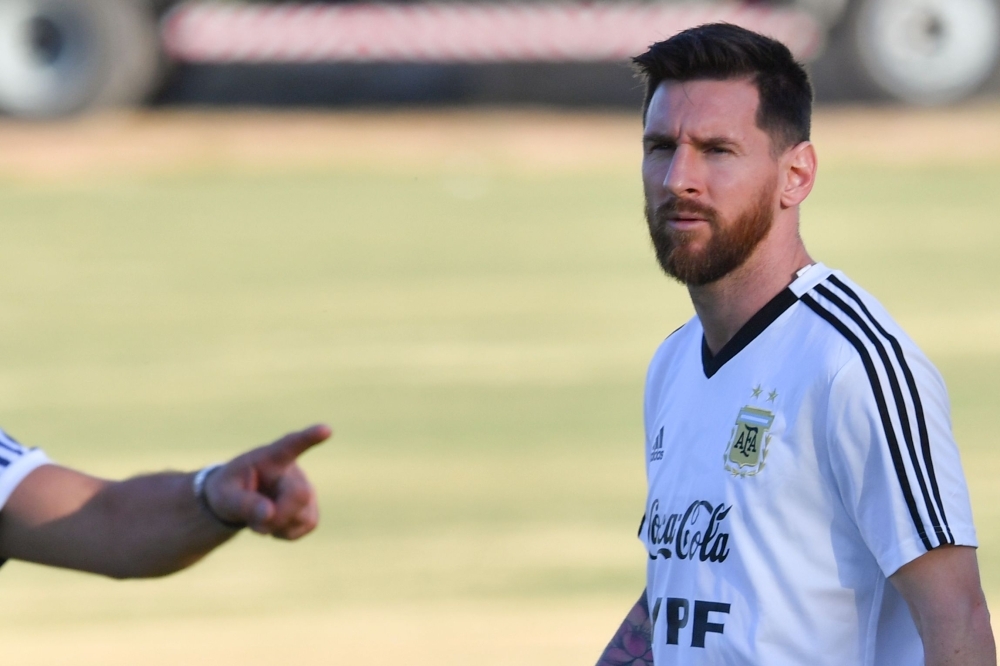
[192, 463, 244, 530]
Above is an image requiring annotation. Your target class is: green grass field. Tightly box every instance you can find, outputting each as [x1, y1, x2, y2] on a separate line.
[0, 110, 996, 664]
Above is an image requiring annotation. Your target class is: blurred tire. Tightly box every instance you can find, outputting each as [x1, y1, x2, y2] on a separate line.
[850, 0, 1000, 104]
[0, 0, 163, 118]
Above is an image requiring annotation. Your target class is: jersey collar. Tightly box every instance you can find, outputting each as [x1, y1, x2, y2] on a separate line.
[700, 263, 832, 378]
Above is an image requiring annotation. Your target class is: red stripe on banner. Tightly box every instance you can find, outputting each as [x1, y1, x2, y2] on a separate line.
[161, 2, 824, 64]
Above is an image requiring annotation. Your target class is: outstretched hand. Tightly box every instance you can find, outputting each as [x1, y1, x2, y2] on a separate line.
[204, 424, 331, 539]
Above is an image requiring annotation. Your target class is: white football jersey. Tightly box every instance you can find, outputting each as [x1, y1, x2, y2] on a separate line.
[640, 263, 977, 665]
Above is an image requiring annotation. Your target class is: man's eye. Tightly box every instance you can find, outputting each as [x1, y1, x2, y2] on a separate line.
[707, 146, 732, 155]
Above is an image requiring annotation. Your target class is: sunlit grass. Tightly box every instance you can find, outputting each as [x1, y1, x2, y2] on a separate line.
[0, 112, 995, 663]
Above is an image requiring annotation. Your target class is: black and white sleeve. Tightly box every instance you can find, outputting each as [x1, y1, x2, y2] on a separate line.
[0, 429, 50, 511]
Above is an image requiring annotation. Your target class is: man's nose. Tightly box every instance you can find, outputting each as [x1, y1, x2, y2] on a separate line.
[664, 145, 701, 197]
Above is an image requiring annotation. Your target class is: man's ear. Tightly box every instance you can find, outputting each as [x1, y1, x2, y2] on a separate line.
[779, 141, 818, 209]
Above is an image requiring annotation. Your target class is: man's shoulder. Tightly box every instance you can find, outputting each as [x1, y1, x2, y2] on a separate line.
[791, 265, 940, 391]
[795, 267, 921, 352]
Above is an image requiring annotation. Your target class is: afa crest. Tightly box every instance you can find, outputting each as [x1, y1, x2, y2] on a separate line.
[723, 406, 775, 477]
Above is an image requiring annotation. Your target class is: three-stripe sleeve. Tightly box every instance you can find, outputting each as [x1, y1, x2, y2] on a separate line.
[803, 281, 976, 576]
[0, 430, 50, 513]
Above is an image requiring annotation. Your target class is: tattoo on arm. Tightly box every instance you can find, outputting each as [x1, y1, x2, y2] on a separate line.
[596, 591, 654, 666]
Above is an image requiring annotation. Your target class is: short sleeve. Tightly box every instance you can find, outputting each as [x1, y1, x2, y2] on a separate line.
[0, 429, 50, 511]
[826, 353, 977, 577]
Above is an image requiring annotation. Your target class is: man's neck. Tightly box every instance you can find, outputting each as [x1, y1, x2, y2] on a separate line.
[690, 238, 813, 356]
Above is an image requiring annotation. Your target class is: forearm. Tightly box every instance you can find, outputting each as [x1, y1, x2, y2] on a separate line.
[892, 546, 997, 666]
[919, 596, 996, 666]
[83, 472, 239, 577]
[0, 425, 327, 578]
[0, 466, 238, 579]
[597, 590, 654, 666]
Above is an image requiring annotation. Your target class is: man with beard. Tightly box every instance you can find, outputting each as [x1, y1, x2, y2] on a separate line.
[596, 24, 994, 666]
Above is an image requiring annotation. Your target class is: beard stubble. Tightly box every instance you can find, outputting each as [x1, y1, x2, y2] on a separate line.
[645, 179, 776, 287]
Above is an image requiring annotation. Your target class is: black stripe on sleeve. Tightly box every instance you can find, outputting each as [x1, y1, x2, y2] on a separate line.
[827, 275, 954, 544]
[801, 294, 934, 551]
[0, 440, 22, 456]
[815, 284, 948, 547]
[0, 430, 25, 457]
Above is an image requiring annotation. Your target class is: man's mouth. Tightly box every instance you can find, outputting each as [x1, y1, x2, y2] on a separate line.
[666, 216, 709, 230]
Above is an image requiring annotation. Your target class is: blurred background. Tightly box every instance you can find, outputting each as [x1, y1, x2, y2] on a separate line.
[1, 0, 999, 115]
[0, 1, 997, 664]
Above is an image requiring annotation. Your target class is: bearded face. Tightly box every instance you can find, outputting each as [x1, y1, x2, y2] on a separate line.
[645, 176, 776, 287]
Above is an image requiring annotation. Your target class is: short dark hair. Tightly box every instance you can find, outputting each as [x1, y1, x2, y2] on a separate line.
[633, 23, 812, 153]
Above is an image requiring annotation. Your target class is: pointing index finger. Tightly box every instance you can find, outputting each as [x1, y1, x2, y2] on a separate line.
[262, 424, 332, 467]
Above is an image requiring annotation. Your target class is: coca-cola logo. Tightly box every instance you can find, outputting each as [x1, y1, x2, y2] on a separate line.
[644, 499, 731, 563]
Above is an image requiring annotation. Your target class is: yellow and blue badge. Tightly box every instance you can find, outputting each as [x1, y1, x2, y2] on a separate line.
[724, 406, 775, 478]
